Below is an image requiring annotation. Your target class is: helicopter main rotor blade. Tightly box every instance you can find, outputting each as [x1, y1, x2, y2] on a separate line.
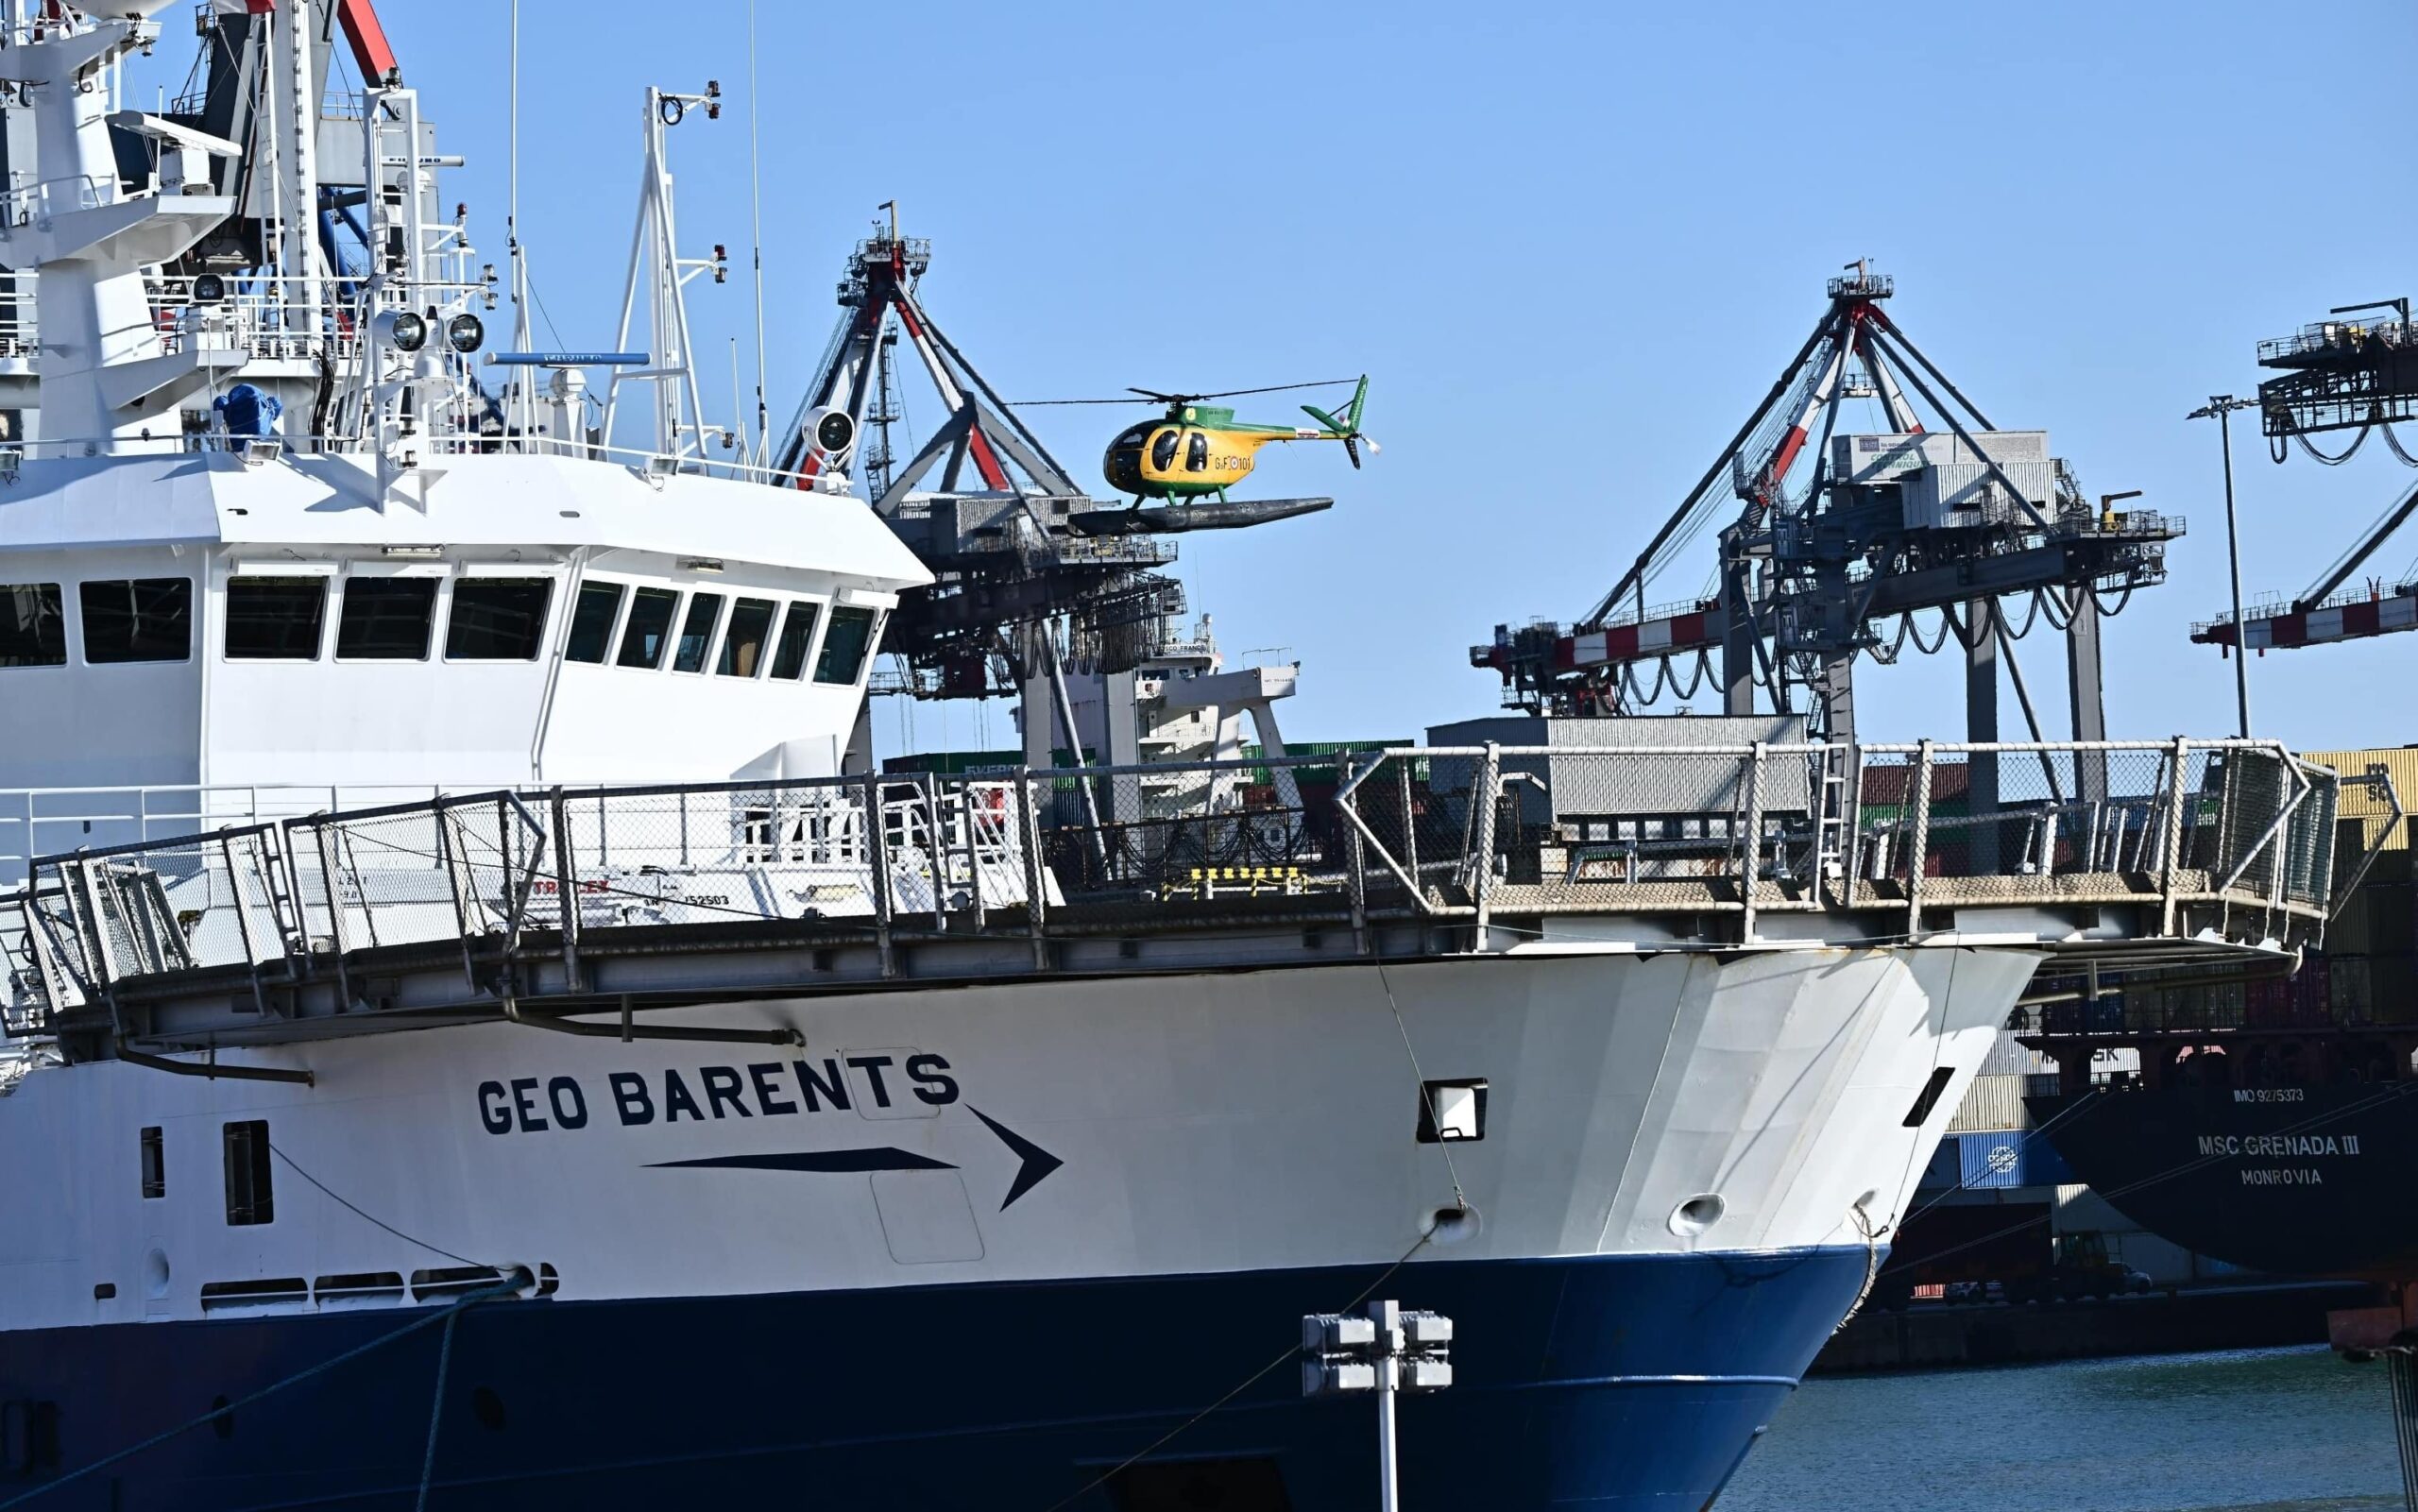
[1014, 378, 1358, 406]
[1184, 378, 1358, 401]
[1013, 396, 1166, 406]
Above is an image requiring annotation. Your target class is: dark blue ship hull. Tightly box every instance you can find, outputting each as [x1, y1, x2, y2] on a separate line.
[2033, 1083, 2418, 1279]
[0, 1248, 1869, 1510]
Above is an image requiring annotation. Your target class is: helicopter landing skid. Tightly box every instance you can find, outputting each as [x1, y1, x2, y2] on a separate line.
[1065, 497, 1334, 537]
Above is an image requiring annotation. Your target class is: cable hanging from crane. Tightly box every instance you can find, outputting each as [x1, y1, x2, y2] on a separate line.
[1867, 613, 1915, 667]
[1996, 590, 2046, 640]
[1618, 648, 1716, 706]
[2383, 419, 2418, 468]
[2294, 426, 2368, 466]
[2267, 409, 2418, 468]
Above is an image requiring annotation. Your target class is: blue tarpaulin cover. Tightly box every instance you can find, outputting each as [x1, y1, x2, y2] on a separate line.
[214, 383, 281, 437]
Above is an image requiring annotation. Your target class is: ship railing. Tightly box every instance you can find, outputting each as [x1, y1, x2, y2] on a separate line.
[147, 274, 370, 365]
[0, 272, 366, 369]
[1334, 738, 2337, 937]
[0, 172, 112, 229]
[0, 784, 453, 892]
[0, 427, 856, 496]
[0, 740, 2341, 1041]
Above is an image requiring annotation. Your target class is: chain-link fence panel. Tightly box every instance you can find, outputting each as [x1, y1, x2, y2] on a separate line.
[1033, 756, 1354, 923]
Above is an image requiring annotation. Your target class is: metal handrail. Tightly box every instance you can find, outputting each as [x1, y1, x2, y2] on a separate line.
[0, 427, 860, 494]
[0, 738, 2341, 1043]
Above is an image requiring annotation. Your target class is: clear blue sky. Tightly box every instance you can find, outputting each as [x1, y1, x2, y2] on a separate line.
[379, 0, 2418, 756]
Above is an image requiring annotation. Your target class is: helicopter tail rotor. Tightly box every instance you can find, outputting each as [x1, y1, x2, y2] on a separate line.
[1302, 375, 1374, 468]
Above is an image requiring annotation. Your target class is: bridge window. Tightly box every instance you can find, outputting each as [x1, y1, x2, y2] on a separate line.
[814, 604, 879, 685]
[222, 1119, 273, 1226]
[0, 583, 64, 667]
[769, 601, 819, 680]
[81, 578, 192, 663]
[1149, 430, 1179, 471]
[447, 577, 553, 661]
[616, 587, 679, 669]
[672, 592, 724, 674]
[1185, 433, 1209, 472]
[335, 578, 438, 660]
[563, 582, 624, 664]
[223, 577, 327, 660]
[716, 597, 775, 677]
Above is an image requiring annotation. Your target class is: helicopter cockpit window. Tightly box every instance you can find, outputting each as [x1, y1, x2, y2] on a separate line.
[1111, 424, 1150, 451]
[1149, 430, 1179, 471]
[1184, 433, 1209, 472]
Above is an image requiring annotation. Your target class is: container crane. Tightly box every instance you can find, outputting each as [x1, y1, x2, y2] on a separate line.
[1473, 266, 2178, 782]
[2192, 298, 2418, 655]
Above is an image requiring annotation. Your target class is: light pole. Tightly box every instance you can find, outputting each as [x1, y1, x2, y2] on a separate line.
[2188, 395, 2259, 738]
[1303, 1300, 1454, 1512]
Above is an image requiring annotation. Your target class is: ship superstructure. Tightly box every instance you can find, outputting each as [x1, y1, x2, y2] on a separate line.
[0, 6, 2353, 1510]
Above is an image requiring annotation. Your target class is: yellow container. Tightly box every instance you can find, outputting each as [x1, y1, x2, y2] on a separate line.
[2304, 747, 2418, 853]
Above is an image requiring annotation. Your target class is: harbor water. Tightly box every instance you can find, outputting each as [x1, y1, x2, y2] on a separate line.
[1719, 1346, 2400, 1511]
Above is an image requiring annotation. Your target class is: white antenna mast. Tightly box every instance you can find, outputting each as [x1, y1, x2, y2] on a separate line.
[746, 0, 770, 466]
[506, 0, 535, 438]
[603, 82, 724, 461]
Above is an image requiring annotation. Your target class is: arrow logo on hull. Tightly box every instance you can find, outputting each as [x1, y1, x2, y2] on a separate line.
[648, 1112, 1064, 1210]
[970, 1107, 1064, 1210]
[649, 1149, 956, 1174]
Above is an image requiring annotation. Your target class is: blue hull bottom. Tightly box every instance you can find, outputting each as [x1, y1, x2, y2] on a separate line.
[0, 1248, 1870, 1510]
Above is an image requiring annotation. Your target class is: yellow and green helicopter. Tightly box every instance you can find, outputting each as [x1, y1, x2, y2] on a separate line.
[1030, 377, 1375, 503]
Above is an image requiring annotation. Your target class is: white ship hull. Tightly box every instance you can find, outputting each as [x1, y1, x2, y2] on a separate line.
[0, 943, 2033, 1508]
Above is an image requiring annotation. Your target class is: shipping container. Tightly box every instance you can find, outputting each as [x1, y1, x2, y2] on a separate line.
[2332, 953, 2374, 1018]
[2373, 953, 2418, 1025]
[1959, 1131, 2030, 1189]
[1979, 1031, 2058, 1078]
[2290, 954, 2331, 1023]
[2246, 975, 2291, 1025]
[2302, 748, 2418, 854]
[2382, 883, 2418, 956]
[1947, 1074, 2029, 1133]
[2329, 888, 2375, 955]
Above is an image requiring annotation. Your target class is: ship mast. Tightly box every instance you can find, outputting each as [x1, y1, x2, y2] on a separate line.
[0, 1, 238, 447]
[602, 82, 724, 462]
